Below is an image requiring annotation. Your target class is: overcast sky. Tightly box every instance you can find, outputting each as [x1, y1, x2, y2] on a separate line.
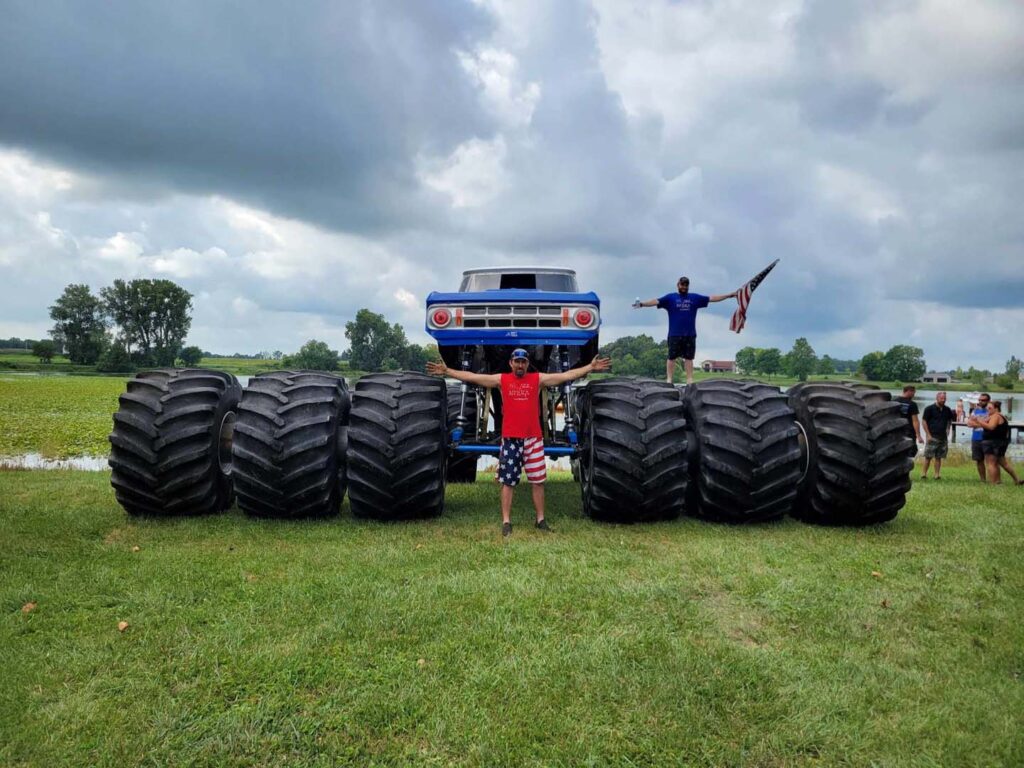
[1, 0, 1021, 370]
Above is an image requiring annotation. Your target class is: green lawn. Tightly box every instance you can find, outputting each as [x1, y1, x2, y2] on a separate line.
[2, 467, 1022, 766]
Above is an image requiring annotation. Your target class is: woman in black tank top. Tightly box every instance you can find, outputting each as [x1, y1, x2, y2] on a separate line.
[978, 401, 1021, 485]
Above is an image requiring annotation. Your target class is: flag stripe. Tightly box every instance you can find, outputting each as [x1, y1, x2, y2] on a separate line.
[730, 259, 778, 334]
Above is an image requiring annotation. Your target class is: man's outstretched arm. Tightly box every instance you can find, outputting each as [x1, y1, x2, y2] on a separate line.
[709, 290, 739, 303]
[425, 360, 501, 388]
[538, 356, 612, 387]
[633, 298, 659, 308]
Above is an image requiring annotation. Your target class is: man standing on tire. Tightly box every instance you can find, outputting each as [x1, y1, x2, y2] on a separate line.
[633, 277, 737, 385]
[427, 348, 611, 537]
[921, 391, 955, 480]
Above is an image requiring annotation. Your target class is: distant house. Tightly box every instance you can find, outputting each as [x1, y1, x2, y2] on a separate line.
[701, 360, 735, 373]
[922, 371, 951, 384]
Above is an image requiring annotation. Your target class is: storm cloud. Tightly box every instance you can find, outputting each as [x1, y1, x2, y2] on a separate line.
[1, 0, 1021, 369]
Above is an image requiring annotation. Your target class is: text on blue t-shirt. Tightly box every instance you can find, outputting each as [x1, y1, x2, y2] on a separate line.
[657, 292, 710, 337]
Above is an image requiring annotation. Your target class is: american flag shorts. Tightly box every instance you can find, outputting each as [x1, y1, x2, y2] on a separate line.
[496, 437, 547, 486]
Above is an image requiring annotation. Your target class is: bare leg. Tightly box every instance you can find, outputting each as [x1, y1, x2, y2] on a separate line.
[666, 358, 675, 384]
[934, 457, 942, 479]
[921, 457, 931, 478]
[684, 359, 695, 385]
[531, 483, 546, 522]
[998, 457, 1021, 485]
[985, 455, 1000, 484]
[501, 484, 514, 523]
[976, 460, 986, 482]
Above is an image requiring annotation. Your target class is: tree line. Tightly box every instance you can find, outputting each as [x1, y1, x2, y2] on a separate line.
[284, 309, 435, 372]
[46, 280, 194, 371]
[23, 283, 1019, 386]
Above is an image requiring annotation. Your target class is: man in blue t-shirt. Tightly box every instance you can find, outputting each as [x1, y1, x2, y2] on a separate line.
[633, 276, 737, 384]
[966, 392, 991, 482]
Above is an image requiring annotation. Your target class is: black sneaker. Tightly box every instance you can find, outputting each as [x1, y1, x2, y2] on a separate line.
[535, 519, 551, 532]
[502, 522, 512, 538]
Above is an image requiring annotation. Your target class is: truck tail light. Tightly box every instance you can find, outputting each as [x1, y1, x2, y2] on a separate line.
[431, 309, 451, 328]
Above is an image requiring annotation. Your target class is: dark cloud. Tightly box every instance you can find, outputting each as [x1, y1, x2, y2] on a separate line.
[0, 0, 493, 232]
[0, 0, 1021, 371]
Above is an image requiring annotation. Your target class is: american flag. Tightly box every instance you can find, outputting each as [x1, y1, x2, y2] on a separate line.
[730, 259, 779, 333]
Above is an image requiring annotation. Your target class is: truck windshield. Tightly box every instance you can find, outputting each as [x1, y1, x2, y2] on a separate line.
[460, 272, 578, 291]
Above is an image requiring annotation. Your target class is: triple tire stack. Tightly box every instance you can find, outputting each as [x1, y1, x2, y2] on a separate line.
[109, 371, 915, 526]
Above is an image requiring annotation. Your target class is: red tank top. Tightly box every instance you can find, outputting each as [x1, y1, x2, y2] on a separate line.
[500, 373, 542, 438]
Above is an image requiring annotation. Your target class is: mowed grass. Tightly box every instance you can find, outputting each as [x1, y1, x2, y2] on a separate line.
[2, 468, 1022, 766]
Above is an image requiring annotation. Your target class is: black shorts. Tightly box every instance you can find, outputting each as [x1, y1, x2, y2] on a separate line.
[981, 440, 1008, 458]
[971, 442, 985, 462]
[668, 335, 696, 361]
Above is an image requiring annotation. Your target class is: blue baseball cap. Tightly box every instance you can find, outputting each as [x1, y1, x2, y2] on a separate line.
[510, 348, 529, 360]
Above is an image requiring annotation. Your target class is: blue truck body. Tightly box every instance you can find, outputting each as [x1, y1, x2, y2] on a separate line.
[424, 269, 601, 461]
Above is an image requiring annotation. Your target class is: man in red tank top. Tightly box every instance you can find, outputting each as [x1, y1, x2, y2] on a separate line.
[427, 348, 611, 536]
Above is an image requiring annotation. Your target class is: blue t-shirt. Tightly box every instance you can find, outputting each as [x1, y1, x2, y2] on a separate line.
[657, 292, 710, 337]
[971, 407, 987, 442]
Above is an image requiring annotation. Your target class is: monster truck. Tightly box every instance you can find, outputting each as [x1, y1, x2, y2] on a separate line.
[108, 268, 915, 525]
[411, 266, 691, 523]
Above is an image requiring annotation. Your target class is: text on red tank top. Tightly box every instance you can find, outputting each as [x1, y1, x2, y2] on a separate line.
[500, 373, 542, 438]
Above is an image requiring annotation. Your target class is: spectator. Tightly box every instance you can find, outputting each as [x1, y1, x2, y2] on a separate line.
[967, 393, 992, 482]
[975, 400, 1021, 485]
[921, 391, 955, 480]
[633, 276, 737, 385]
[893, 385, 923, 446]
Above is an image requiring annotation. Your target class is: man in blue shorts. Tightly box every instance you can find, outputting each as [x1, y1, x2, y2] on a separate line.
[633, 276, 737, 384]
[967, 392, 991, 482]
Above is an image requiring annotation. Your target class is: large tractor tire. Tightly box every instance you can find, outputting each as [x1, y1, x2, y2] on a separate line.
[681, 380, 802, 523]
[231, 371, 349, 518]
[109, 369, 242, 516]
[788, 383, 914, 525]
[446, 382, 478, 484]
[347, 372, 448, 520]
[577, 377, 689, 523]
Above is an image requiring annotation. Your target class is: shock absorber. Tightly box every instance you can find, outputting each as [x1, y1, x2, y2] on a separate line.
[559, 347, 578, 445]
[452, 348, 472, 443]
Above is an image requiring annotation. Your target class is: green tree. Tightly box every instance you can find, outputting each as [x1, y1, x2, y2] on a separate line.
[32, 339, 57, 363]
[600, 334, 666, 378]
[49, 284, 108, 364]
[755, 348, 783, 378]
[285, 339, 340, 371]
[859, 351, 886, 381]
[785, 338, 817, 382]
[882, 344, 926, 382]
[400, 343, 432, 372]
[817, 354, 836, 376]
[177, 345, 204, 366]
[96, 342, 136, 373]
[993, 373, 1016, 390]
[101, 279, 193, 366]
[735, 346, 758, 375]
[345, 308, 410, 372]
[1006, 355, 1022, 379]
[966, 367, 990, 387]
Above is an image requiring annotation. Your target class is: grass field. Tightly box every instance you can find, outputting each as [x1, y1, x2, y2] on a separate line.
[2, 467, 1022, 766]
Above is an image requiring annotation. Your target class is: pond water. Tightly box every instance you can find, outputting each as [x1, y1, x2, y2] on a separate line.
[0, 453, 110, 471]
